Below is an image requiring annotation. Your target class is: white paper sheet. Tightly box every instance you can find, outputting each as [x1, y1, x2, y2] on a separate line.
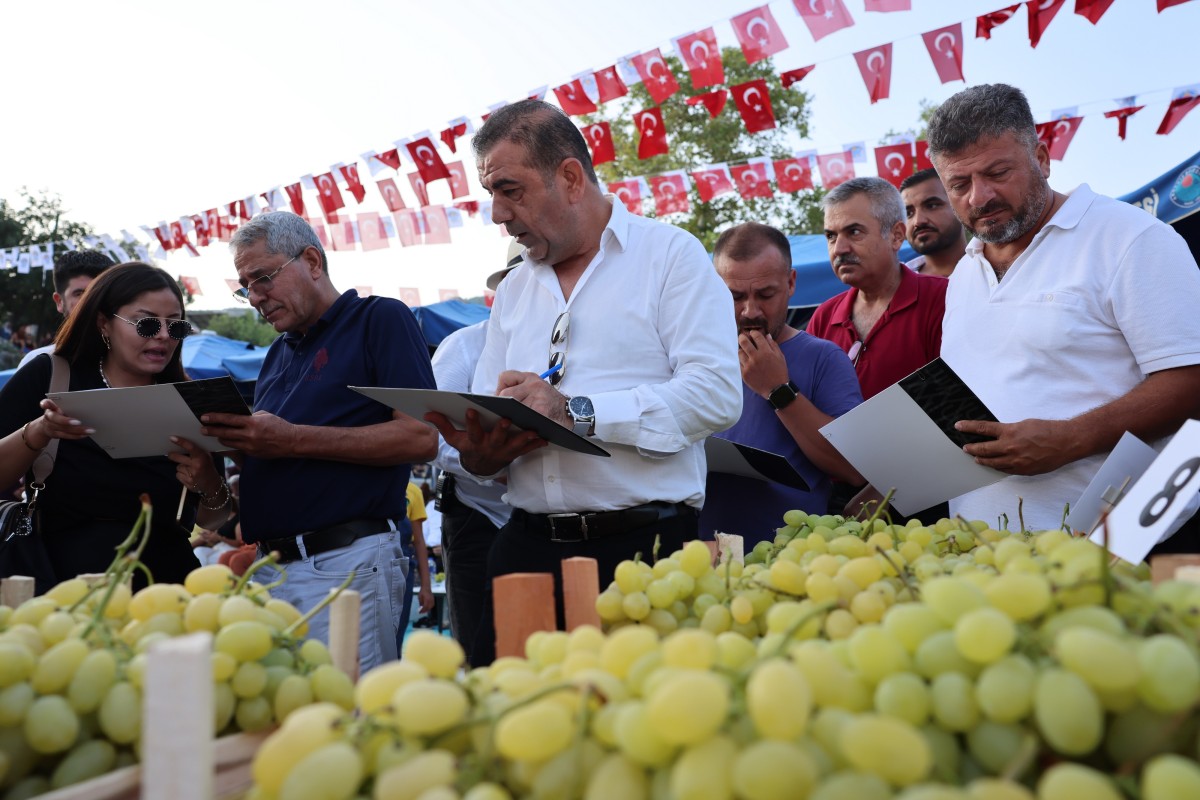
[1069, 432, 1159, 534]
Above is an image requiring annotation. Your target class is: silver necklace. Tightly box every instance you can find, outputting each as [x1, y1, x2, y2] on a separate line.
[99, 359, 111, 388]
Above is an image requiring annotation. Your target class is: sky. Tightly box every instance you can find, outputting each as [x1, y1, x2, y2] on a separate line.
[2, 0, 1197, 312]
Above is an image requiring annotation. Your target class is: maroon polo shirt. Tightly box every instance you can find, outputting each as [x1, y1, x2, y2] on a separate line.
[807, 265, 948, 399]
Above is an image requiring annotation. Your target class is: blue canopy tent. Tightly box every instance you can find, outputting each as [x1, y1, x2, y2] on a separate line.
[181, 333, 262, 379]
[787, 234, 917, 308]
[1118, 149, 1200, 266]
[411, 299, 490, 348]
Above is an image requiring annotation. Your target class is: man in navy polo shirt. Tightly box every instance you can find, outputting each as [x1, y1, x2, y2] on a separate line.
[201, 211, 436, 671]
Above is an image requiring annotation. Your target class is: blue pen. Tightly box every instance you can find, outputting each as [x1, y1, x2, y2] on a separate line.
[538, 362, 563, 381]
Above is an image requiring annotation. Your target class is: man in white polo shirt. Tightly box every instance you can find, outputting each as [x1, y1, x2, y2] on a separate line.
[927, 83, 1200, 531]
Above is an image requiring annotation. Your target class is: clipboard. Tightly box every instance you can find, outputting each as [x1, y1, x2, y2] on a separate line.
[705, 437, 811, 491]
[897, 357, 999, 448]
[350, 386, 610, 457]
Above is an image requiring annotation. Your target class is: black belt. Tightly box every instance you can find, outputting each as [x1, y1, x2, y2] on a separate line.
[513, 502, 696, 543]
[257, 518, 393, 563]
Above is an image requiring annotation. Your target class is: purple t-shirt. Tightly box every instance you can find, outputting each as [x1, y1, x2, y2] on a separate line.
[698, 332, 863, 545]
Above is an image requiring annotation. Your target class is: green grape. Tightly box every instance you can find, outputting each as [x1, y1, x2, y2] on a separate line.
[665, 569, 695, 597]
[669, 735, 736, 800]
[1105, 704, 1182, 765]
[98, 681, 141, 745]
[184, 563, 236, 595]
[915, 630, 980, 680]
[976, 655, 1036, 723]
[849, 591, 887, 625]
[4, 776, 51, 800]
[44, 577, 90, 607]
[251, 703, 345, 793]
[791, 642, 856, 709]
[269, 674, 313, 724]
[214, 681, 237, 734]
[678, 540, 713, 579]
[883, 605, 945, 654]
[66, 648, 117, 715]
[730, 595, 754, 625]
[184, 593, 224, 633]
[622, 592, 651, 621]
[966, 721, 1029, 775]
[964, 778, 1035, 800]
[299, 638, 333, 667]
[824, 609, 859, 640]
[49, 739, 117, 789]
[31, 637, 89, 695]
[646, 579, 677, 610]
[373, 749, 456, 800]
[1034, 668, 1103, 756]
[1037, 605, 1125, 646]
[715, 632, 756, 670]
[930, 672, 980, 733]
[954, 608, 1015, 664]
[922, 577, 986, 625]
[1054, 626, 1139, 692]
[495, 699, 572, 762]
[393, 679, 468, 736]
[463, 783, 514, 800]
[599, 625, 658, 679]
[278, 741, 364, 800]
[127, 583, 190, 622]
[615, 560, 648, 594]
[403, 631, 465, 678]
[232, 660, 270, 699]
[810, 771, 892, 800]
[983, 572, 1050, 621]
[746, 658, 811, 739]
[840, 557, 884, 589]
[37, 611, 76, 645]
[921, 724, 963, 784]
[584, 752, 648, 800]
[236, 695, 274, 732]
[0, 725, 38, 788]
[847, 626, 911, 685]
[310, 664, 355, 710]
[873, 672, 931, 726]
[214, 620, 273, 662]
[0, 642, 35, 688]
[892, 786, 970, 800]
[9, 598, 57, 628]
[769, 559, 808, 594]
[839, 714, 932, 787]
[1136, 634, 1200, 713]
[0, 682, 34, 727]
[700, 603, 733, 634]
[732, 739, 818, 800]
[23, 695, 79, 754]
[660, 629, 717, 670]
[613, 701, 676, 767]
[217, 594, 261, 626]
[596, 590, 626, 623]
[1142, 754, 1200, 800]
[532, 740, 603, 800]
[1037, 763, 1122, 800]
[646, 669, 729, 745]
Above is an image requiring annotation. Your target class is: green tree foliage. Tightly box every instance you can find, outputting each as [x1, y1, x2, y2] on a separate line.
[880, 99, 939, 145]
[203, 311, 280, 347]
[584, 48, 825, 250]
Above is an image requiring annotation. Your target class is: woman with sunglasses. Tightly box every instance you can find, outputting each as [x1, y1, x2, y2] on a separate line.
[0, 262, 233, 588]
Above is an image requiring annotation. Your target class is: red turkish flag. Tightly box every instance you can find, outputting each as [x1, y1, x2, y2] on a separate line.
[1028, 0, 1065, 48]
[445, 162, 470, 199]
[405, 137, 451, 183]
[730, 163, 773, 199]
[793, 0, 855, 42]
[690, 167, 736, 202]
[454, 200, 479, 216]
[314, 173, 346, 220]
[180, 276, 201, 295]
[439, 122, 468, 153]
[423, 207, 451, 245]
[781, 65, 816, 88]
[327, 215, 356, 252]
[634, 107, 669, 160]
[865, 0, 910, 9]
[976, 5, 1021, 38]
[375, 149, 402, 170]
[632, 49, 680, 105]
[307, 217, 328, 248]
[922, 23, 964, 84]
[357, 213, 390, 252]
[227, 199, 249, 221]
[204, 209, 222, 243]
[1103, 106, 1144, 140]
[408, 172, 430, 207]
[608, 180, 644, 215]
[438, 289, 460, 301]
[1158, 0, 1193, 11]
[581, 122, 616, 165]
[853, 44, 893, 104]
[338, 164, 366, 204]
[1158, 94, 1200, 135]
[593, 65, 628, 103]
[676, 28, 724, 89]
[553, 79, 598, 116]
[393, 212, 419, 247]
[377, 179, 406, 212]
[731, 80, 776, 133]
[189, 214, 210, 248]
[170, 222, 198, 256]
[875, 143, 915, 188]
[1075, 0, 1116, 24]
[775, 158, 814, 192]
[399, 287, 422, 307]
[731, 6, 789, 65]
[648, 174, 690, 215]
[915, 140, 933, 171]
[817, 152, 856, 188]
[1035, 116, 1082, 160]
[686, 89, 728, 118]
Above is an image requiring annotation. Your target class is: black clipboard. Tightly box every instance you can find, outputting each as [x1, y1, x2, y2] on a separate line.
[897, 358, 998, 448]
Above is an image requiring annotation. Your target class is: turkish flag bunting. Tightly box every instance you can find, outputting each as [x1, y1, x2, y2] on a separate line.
[730, 80, 776, 133]
[731, 6, 789, 65]
[922, 23, 965, 84]
[690, 167, 736, 202]
[686, 89, 728, 118]
[553, 79, 598, 116]
[1028, 0, 1065, 48]
[816, 152, 856, 189]
[375, 149, 402, 171]
[1035, 116, 1082, 160]
[976, 5, 1021, 38]
[608, 180, 644, 215]
[327, 215, 356, 252]
[631, 49, 680, 105]
[853, 44, 893, 104]
[180, 276, 202, 295]
[439, 122, 468, 153]
[423, 206, 452, 245]
[865, 0, 910, 10]
[915, 140, 933, 171]
[635, 107, 669, 160]
[393, 212, 419, 247]
[408, 172, 430, 207]
[170, 222, 198, 257]
[1158, 93, 1200, 135]
[1158, 0, 1193, 11]
[775, 158, 814, 192]
[377, 178, 406, 212]
[730, 163, 774, 199]
[357, 213, 390, 252]
[405, 137, 452, 183]
[228, 200, 248, 221]
[204, 209, 222, 243]
[307, 218, 329, 249]
[453, 201, 480, 216]
[875, 143, 915, 188]
[445, 162, 470, 199]
[593, 65, 628, 103]
[399, 287, 422, 306]
[781, 65, 816, 88]
[581, 122, 616, 166]
[793, 0, 855, 42]
[1075, 0, 1116, 24]
[338, 164, 366, 204]
[190, 215, 210, 248]
[1103, 106, 1144, 140]
[313, 173, 346, 220]
[649, 174, 690, 215]
[677, 28, 724, 88]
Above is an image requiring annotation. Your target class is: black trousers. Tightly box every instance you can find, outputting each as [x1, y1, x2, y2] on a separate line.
[441, 503, 501, 655]
[469, 507, 698, 667]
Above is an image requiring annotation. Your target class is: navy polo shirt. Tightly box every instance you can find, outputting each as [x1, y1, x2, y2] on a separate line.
[239, 290, 435, 542]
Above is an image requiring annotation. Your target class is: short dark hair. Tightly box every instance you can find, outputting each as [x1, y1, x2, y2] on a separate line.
[55, 262, 189, 384]
[53, 249, 115, 295]
[713, 222, 792, 267]
[899, 168, 941, 193]
[926, 83, 1039, 160]
[472, 99, 598, 186]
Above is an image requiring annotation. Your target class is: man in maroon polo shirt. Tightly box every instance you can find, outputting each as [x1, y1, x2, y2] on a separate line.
[807, 176, 948, 400]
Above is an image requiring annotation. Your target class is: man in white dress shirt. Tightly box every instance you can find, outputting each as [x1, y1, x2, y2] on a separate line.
[428, 99, 742, 664]
[928, 83, 1200, 532]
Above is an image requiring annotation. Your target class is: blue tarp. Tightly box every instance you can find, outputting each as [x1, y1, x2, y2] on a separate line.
[1119, 150, 1200, 225]
[411, 299, 490, 347]
[181, 333, 263, 380]
[787, 234, 917, 307]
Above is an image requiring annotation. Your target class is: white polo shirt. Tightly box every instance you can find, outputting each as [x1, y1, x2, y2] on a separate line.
[943, 184, 1200, 530]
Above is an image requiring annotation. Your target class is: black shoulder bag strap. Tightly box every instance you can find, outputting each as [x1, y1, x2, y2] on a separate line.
[26, 355, 70, 511]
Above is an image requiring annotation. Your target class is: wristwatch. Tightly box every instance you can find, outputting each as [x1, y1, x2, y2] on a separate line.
[767, 381, 800, 411]
[566, 395, 596, 437]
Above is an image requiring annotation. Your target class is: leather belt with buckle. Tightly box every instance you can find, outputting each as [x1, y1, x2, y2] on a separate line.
[514, 502, 695, 543]
[256, 518, 392, 563]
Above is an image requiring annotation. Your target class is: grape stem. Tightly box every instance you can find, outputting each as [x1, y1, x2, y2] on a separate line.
[283, 570, 355, 636]
[79, 497, 153, 642]
[769, 600, 837, 658]
[874, 545, 920, 599]
[999, 732, 1038, 782]
[860, 488, 896, 532]
[232, 551, 286, 600]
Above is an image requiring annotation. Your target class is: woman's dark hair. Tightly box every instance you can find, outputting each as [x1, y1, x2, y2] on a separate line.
[55, 262, 189, 384]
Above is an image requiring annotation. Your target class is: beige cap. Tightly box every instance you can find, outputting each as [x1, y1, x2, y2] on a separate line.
[486, 239, 525, 291]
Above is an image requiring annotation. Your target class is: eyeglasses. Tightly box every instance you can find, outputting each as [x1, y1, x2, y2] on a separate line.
[848, 340, 865, 366]
[547, 311, 569, 387]
[232, 252, 302, 303]
[112, 314, 197, 340]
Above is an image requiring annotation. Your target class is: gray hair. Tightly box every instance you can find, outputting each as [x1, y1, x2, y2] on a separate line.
[926, 83, 1039, 160]
[230, 211, 328, 272]
[820, 177, 905, 234]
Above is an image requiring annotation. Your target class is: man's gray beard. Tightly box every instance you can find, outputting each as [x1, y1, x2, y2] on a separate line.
[970, 184, 1049, 245]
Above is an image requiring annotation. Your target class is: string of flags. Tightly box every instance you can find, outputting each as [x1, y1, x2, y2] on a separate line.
[2, 0, 1197, 276]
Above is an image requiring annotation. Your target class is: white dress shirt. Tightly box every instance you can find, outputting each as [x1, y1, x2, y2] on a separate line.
[474, 198, 742, 514]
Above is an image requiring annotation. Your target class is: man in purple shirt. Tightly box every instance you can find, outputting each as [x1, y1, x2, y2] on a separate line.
[699, 223, 864, 545]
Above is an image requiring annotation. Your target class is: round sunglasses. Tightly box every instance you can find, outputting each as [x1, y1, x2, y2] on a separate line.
[112, 314, 197, 341]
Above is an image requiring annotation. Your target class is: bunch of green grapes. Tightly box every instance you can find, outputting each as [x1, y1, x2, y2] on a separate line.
[0, 561, 353, 797]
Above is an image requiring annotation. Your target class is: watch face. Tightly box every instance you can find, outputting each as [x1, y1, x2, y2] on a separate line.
[569, 395, 594, 419]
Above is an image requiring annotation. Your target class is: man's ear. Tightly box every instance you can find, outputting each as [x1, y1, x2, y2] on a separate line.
[560, 158, 589, 202]
[52, 293, 65, 315]
[300, 245, 323, 278]
[890, 220, 907, 252]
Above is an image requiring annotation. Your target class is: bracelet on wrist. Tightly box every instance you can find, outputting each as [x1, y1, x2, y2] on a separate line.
[20, 421, 45, 452]
[199, 480, 231, 510]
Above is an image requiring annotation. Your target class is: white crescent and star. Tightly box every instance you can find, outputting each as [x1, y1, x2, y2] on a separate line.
[884, 152, 906, 176]
[827, 158, 846, 177]
[690, 39, 710, 66]
[1054, 119, 1072, 138]
[588, 125, 606, 145]
[318, 176, 335, 196]
[415, 145, 436, 166]
[934, 32, 957, 57]
[746, 16, 770, 47]
[640, 113, 658, 134]
[866, 51, 886, 74]
[784, 164, 803, 180]
[646, 55, 670, 85]
[1038, 0, 1058, 10]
